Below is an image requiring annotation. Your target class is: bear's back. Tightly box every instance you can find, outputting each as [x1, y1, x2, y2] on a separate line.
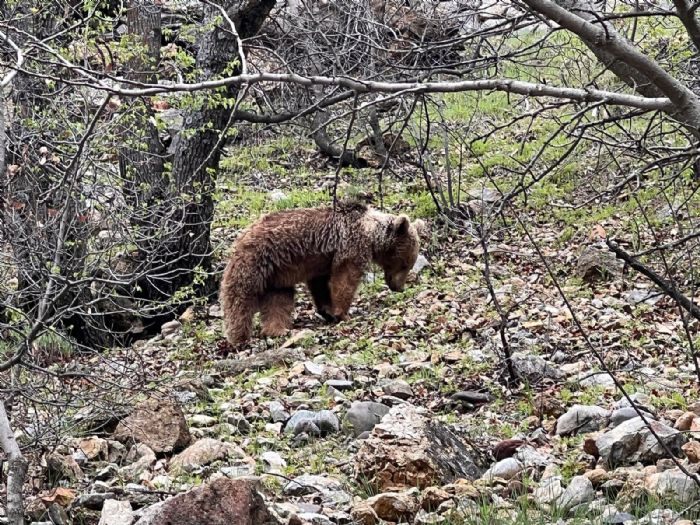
[232, 202, 369, 277]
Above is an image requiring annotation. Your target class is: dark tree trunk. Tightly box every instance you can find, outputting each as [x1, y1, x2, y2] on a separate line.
[126, 0, 276, 306]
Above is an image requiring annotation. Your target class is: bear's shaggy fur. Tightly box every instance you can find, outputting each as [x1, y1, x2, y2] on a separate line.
[219, 200, 425, 344]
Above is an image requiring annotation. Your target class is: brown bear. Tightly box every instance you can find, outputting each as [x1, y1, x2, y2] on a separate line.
[219, 200, 426, 345]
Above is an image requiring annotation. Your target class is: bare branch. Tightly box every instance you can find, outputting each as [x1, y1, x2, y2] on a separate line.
[520, 0, 700, 127]
[606, 239, 700, 322]
[0, 29, 23, 88]
[75, 73, 675, 110]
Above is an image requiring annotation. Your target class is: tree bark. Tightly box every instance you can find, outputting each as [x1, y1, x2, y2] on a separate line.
[136, 0, 276, 301]
[0, 400, 27, 525]
[119, 0, 165, 215]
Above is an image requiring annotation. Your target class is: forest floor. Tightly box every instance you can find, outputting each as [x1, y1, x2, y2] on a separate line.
[13, 126, 700, 525]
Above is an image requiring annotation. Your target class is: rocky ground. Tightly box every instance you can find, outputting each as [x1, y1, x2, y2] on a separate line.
[5, 147, 700, 525]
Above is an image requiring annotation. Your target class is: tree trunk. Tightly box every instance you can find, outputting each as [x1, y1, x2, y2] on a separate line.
[128, 0, 276, 304]
[0, 400, 27, 525]
[119, 0, 165, 215]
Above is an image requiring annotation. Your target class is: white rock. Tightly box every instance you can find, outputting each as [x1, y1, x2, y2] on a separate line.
[304, 361, 326, 377]
[268, 189, 287, 202]
[646, 468, 700, 504]
[556, 405, 609, 436]
[533, 476, 564, 507]
[261, 451, 286, 474]
[482, 457, 523, 481]
[98, 499, 134, 525]
[160, 320, 181, 337]
[412, 254, 430, 273]
[559, 476, 595, 512]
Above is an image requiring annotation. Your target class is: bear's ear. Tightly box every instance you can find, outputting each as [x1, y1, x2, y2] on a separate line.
[393, 216, 410, 236]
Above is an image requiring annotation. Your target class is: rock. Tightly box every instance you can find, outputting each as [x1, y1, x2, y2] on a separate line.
[113, 397, 190, 454]
[151, 476, 172, 492]
[354, 404, 482, 490]
[583, 468, 609, 486]
[261, 451, 286, 474]
[602, 510, 635, 524]
[683, 440, 700, 463]
[284, 410, 339, 436]
[74, 492, 118, 510]
[514, 445, 554, 468]
[46, 504, 70, 525]
[482, 458, 523, 481]
[296, 512, 332, 524]
[412, 254, 430, 273]
[510, 352, 564, 383]
[645, 468, 700, 504]
[637, 508, 678, 524]
[324, 379, 354, 391]
[268, 401, 290, 423]
[611, 407, 653, 426]
[160, 320, 181, 337]
[119, 444, 156, 480]
[169, 438, 249, 473]
[366, 491, 420, 522]
[225, 413, 252, 434]
[46, 453, 84, 481]
[556, 404, 609, 436]
[579, 372, 616, 389]
[132, 478, 276, 525]
[674, 411, 697, 431]
[382, 379, 413, 400]
[188, 415, 217, 427]
[420, 486, 451, 511]
[600, 479, 625, 500]
[559, 475, 595, 512]
[282, 475, 351, 506]
[449, 391, 493, 410]
[219, 460, 256, 478]
[108, 440, 126, 463]
[414, 510, 448, 524]
[350, 502, 378, 525]
[576, 246, 624, 281]
[596, 417, 686, 467]
[76, 436, 109, 461]
[467, 187, 500, 203]
[345, 401, 390, 437]
[533, 476, 564, 507]
[268, 189, 287, 202]
[613, 393, 653, 411]
[303, 361, 325, 376]
[98, 500, 133, 525]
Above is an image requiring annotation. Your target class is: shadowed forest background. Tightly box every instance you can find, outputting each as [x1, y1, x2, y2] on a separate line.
[2, 0, 700, 524]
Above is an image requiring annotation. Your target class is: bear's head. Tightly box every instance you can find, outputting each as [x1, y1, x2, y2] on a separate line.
[376, 216, 426, 292]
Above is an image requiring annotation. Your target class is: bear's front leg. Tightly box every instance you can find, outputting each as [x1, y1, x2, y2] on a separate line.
[328, 261, 365, 320]
[307, 275, 338, 323]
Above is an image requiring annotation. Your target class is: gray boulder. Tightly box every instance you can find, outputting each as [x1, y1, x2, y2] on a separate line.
[556, 405, 609, 436]
[596, 416, 686, 467]
[345, 401, 391, 437]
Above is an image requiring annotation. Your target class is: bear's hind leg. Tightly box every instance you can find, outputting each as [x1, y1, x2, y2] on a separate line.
[307, 275, 336, 323]
[260, 288, 295, 337]
[222, 297, 256, 345]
